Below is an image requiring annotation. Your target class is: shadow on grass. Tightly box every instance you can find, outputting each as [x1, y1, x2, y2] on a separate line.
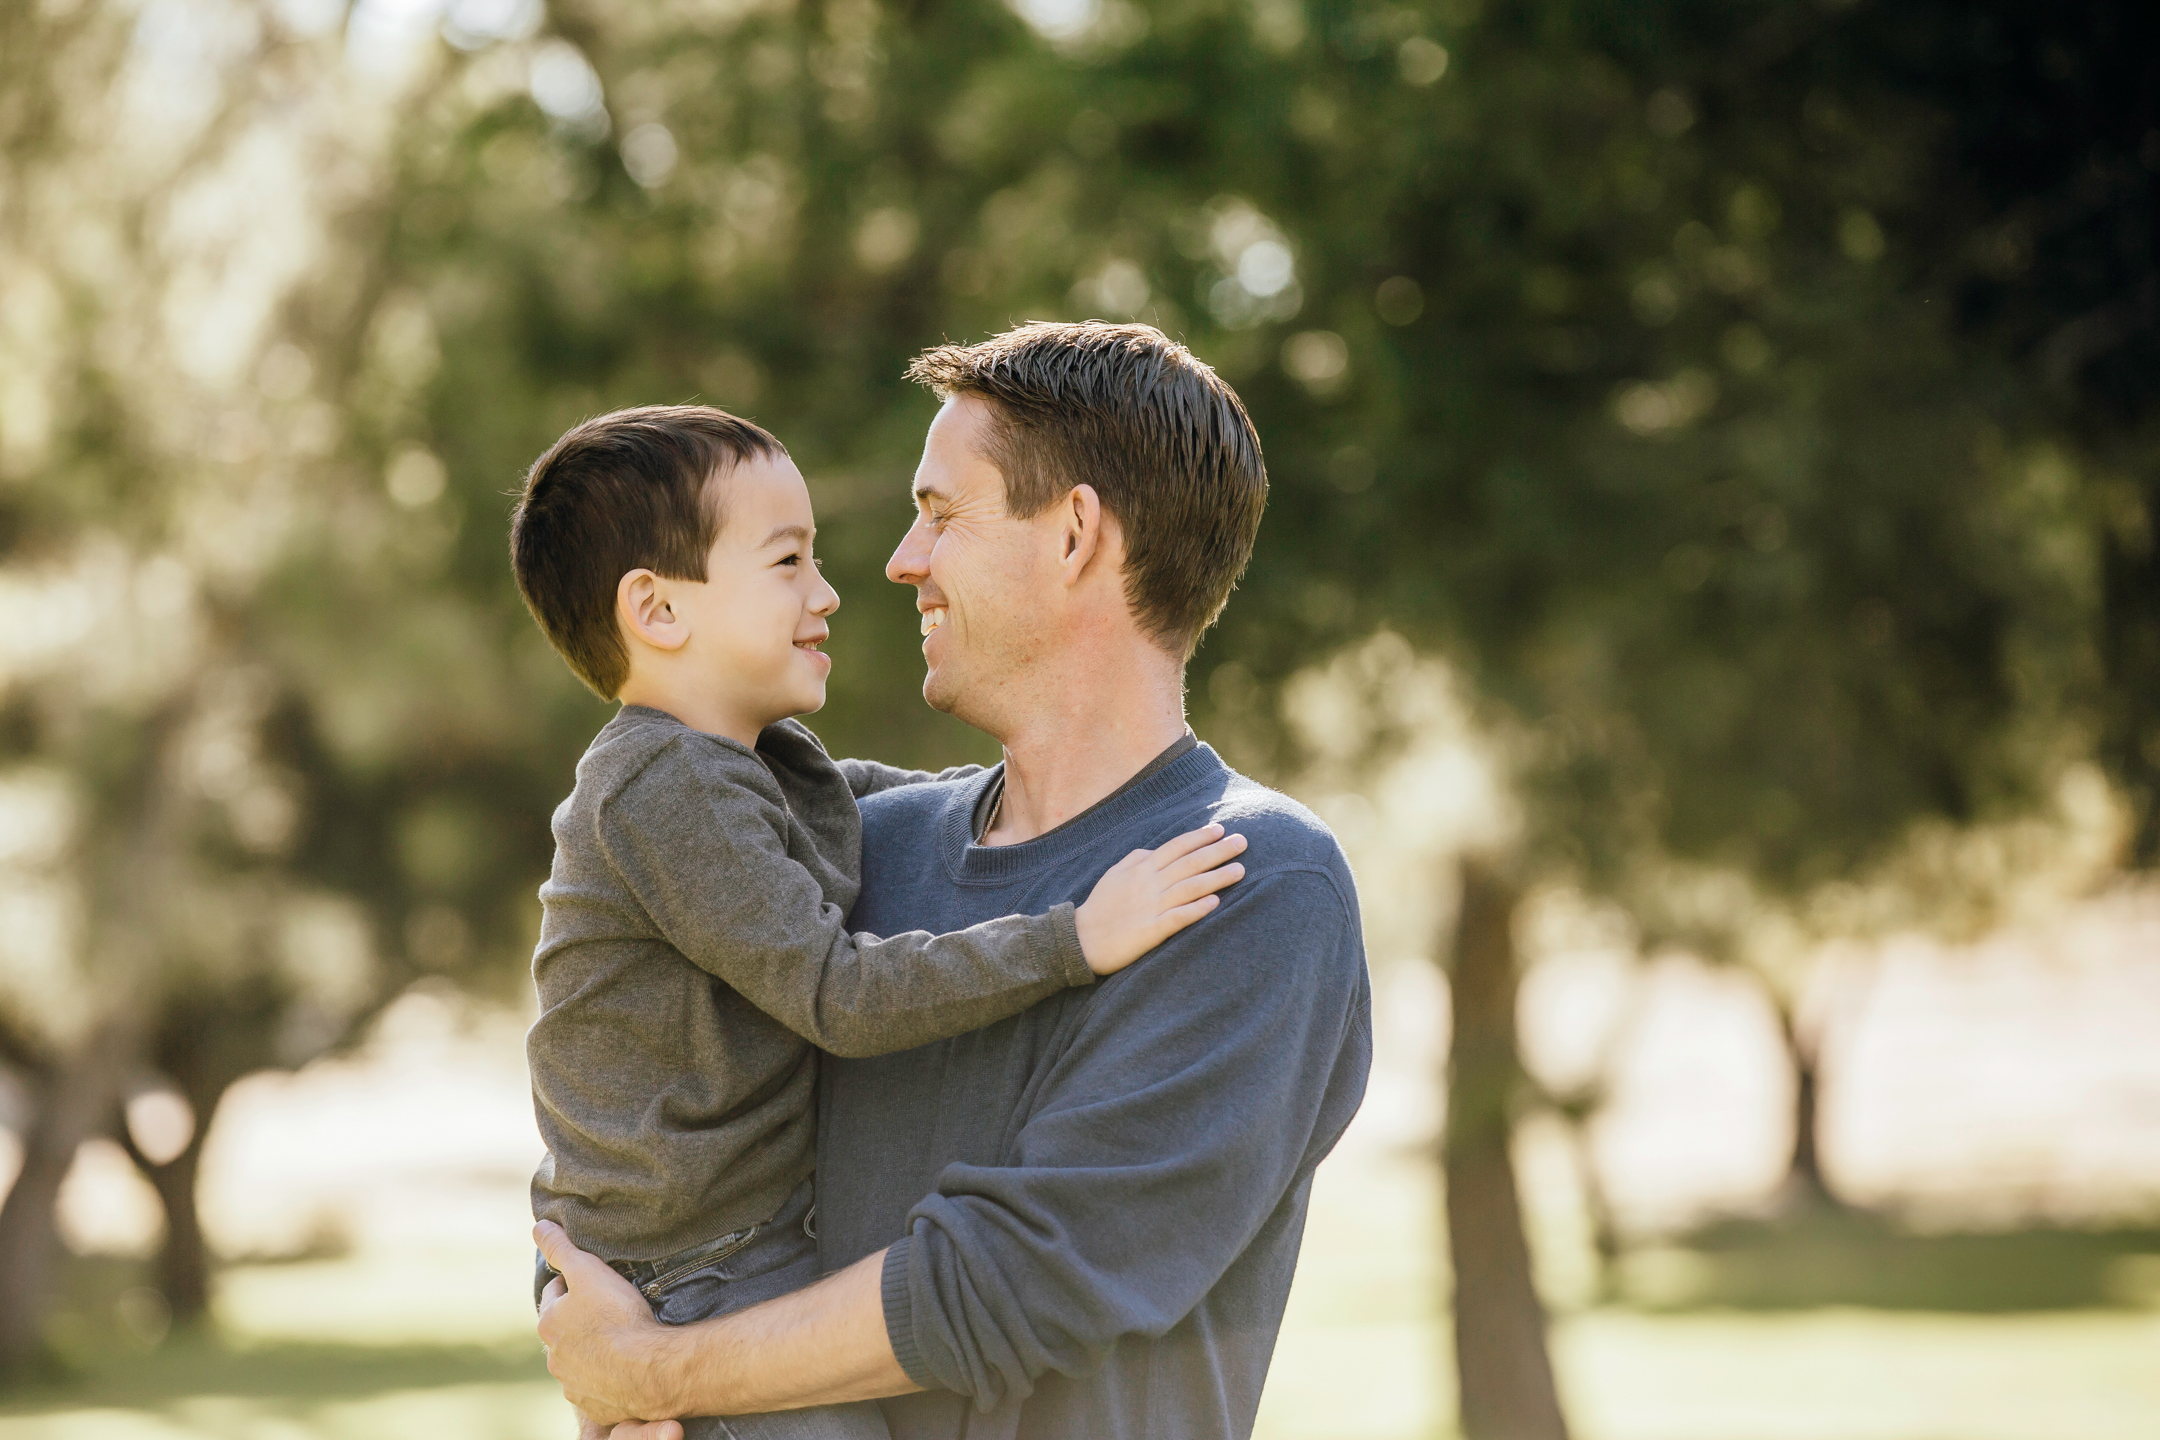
[1621, 1207, 2160, 1313]
[0, 1254, 551, 1416]
[0, 1330, 550, 1414]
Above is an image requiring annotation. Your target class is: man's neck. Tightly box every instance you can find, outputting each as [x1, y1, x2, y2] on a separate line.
[980, 653, 1189, 847]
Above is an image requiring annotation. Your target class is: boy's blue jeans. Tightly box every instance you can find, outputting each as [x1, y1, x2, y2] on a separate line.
[537, 1179, 889, 1440]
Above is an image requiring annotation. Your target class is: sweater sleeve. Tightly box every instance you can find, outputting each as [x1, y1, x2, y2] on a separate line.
[880, 868, 1372, 1407]
[595, 742, 1091, 1057]
[837, 758, 989, 800]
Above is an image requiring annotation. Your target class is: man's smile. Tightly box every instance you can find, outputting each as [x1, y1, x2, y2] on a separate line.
[920, 606, 948, 636]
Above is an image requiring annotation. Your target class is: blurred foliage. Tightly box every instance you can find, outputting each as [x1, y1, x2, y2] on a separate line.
[373, 0, 2151, 940]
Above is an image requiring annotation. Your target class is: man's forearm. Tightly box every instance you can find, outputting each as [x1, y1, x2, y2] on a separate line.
[651, 1245, 922, 1416]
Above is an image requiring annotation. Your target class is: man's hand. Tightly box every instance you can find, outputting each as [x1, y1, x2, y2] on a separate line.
[570, 1416, 684, 1440]
[573, 1419, 680, 1440]
[536, 1220, 683, 1428]
[538, 1224, 916, 1421]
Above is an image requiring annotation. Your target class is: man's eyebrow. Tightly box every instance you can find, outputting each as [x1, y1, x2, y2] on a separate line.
[912, 481, 947, 504]
[759, 523, 811, 546]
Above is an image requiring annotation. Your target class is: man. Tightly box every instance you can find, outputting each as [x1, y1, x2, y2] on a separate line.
[536, 321, 1372, 1440]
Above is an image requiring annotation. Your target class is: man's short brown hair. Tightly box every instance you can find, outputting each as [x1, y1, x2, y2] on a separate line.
[509, 404, 783, 698]
[906, 321, 1268, 659]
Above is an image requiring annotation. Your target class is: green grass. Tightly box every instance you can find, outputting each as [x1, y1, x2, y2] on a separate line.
[0, 1335, 545, 1414]
[1619, 1208, 2160, 1313]
[6, 1160, 2160, 1440]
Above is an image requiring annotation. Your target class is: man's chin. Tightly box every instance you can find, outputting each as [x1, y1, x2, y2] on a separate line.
[920, 663, 963, 717]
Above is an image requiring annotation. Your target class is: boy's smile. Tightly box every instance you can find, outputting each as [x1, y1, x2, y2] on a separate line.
[612, 451, 841, 745]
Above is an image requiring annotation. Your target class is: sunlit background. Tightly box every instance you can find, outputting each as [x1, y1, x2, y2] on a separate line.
[2, 1, 2158, 1437]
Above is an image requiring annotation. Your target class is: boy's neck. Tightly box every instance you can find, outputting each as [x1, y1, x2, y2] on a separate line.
[617, 670, 767, 749]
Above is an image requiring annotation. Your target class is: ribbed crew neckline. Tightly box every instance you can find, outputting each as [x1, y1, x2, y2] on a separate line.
[612, 703, 750, 753]
[615, 704, 813, 765]
[935, 743, 1224, 885]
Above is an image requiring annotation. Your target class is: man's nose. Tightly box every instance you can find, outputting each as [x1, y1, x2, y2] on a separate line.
[887, 516, 931, 586]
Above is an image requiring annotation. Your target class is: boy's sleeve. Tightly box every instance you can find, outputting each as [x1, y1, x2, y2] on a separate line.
[594, 744, 1090, 1058]
[878, 867, 1372, 1409]
[837, 758, 989, 800]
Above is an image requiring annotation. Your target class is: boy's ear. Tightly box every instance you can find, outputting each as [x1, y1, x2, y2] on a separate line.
[617, 569, 689, 652]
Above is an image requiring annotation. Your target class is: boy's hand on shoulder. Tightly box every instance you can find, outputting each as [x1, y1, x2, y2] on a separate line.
[1074, 823, 1247, 976]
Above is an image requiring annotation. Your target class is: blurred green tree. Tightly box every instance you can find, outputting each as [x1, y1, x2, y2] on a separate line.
[1818, 1, 2160, 862]
[0, 0, 593, 1363]
[1199, 7, 2108, 1429]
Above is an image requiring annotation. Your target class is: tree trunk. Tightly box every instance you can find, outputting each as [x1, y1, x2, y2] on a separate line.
[121, 989, 285, 1327]
[1773, 1001, 1837, 1208]
[118, 1120, 210, 1324]
[1562, 1117, 1622, 1283]
[1790, 1044, 1826, 1199]
[0, 1023, 137, 1372]
[1443, 857, 1569, 1440]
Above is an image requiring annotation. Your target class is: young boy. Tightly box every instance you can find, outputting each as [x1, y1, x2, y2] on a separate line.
[509, 405, 1245, 1440]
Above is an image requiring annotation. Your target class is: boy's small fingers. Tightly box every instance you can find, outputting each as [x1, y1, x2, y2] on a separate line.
[1171, 864, 1245, 903]
[1164, 895, 1221, 926]
[1151, 823, 1225, 864]
[1165, 834, 1247, 878]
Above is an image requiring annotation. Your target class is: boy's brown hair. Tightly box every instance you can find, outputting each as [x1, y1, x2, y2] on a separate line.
[906, 321, 1267, 659]
[510, 404, 784, 698]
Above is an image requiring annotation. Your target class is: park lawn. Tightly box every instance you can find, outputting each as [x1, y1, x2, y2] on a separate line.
[1251, 1151, 2160, 1440]
[3, 1154, 2157, 1439]
[3, 1211, 2158, 1440]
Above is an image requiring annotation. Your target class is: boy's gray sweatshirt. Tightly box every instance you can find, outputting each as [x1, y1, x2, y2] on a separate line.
[528, 705, 1091, 1263]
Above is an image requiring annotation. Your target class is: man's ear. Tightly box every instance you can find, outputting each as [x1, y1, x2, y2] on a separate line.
[617, 569, 689, 652]
[1058, 484, 1108, 585]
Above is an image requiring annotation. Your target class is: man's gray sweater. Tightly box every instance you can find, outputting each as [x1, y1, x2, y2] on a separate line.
[818, 741, 1371, 1440]
[528, 706, 1092, 1263]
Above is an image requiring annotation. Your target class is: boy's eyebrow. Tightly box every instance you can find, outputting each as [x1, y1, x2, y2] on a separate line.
[759, 523, 812, 546]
